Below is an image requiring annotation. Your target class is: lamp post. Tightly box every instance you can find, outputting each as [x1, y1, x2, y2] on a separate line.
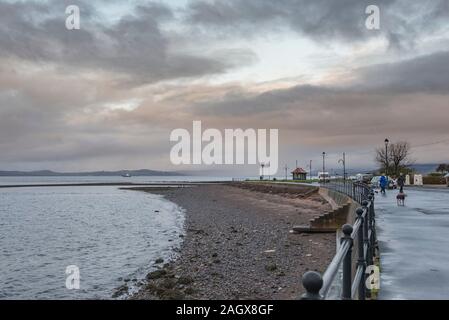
[339, 152, 346, 182]
[322, 152, 326, 184]
[384, 138, 389, 177]
[309, 160, 312, 181]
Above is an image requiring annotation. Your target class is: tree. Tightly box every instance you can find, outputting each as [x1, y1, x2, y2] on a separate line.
[389, 142, 413, 176]
[375, 141, 413, 176]
[436, 164, 449, 174]
[375, 147, 389, 174]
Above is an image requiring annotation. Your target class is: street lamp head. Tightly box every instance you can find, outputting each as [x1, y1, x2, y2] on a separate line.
[385, 138, 389, 145]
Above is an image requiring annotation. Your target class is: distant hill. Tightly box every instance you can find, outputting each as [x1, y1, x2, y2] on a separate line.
[362, 164, 441, 175]
[410, 164, 441, 174]
[344, 164, 441, 175]
[0, 169, 183, 177]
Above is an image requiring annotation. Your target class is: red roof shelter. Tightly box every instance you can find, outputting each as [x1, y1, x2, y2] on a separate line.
[291, 167, 307, 180]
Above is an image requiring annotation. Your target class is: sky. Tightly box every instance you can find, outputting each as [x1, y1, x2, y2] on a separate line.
[0, 0, 448, 175]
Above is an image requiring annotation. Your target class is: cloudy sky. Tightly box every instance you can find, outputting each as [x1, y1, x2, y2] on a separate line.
[1, 0, 448, 175]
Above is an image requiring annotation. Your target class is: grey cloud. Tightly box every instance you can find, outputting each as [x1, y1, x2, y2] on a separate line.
[186, 0, 448, 49]
[1, 0, 448, 171]
[0, 86, 172, 168]
[0, 0, 250, 85]
[192, 85, 334, 117]
[182, 49, 449, 154]
[356, 51, 449, 94]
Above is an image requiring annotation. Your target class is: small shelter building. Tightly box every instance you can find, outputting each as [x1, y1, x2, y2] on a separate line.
[292, 167, 307, 181]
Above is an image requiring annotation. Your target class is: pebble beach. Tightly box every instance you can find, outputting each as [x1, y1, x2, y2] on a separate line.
[125, 183, 336, 300]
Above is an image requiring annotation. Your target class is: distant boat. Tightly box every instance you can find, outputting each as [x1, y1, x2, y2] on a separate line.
[121, 173, 131, 177]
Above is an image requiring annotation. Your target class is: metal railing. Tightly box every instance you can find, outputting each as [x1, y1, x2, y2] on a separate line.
[323, 179, 371, 204]
[301, 181, 377, 300]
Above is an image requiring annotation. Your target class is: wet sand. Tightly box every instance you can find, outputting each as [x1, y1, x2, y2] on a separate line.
[128, 183, 335, 300]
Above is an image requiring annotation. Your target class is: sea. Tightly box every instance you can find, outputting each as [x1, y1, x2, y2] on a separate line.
[0, 176, 231, 299]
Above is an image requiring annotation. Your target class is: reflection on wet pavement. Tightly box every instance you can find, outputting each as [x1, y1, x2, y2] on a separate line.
[376, 187, 449, 300]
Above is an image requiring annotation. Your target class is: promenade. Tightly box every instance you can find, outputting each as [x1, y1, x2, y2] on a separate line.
[376, 187, 449, 299]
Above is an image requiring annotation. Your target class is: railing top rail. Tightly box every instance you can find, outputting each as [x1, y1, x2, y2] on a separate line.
[320, 233, 351, 296]
[320, 207, 366, 297]
[321, 179, 372, 204]
[302, 183, 376, 300]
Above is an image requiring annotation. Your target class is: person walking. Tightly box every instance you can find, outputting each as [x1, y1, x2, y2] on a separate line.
[397, 173, 405, 193]
[380, 174, 388, 194]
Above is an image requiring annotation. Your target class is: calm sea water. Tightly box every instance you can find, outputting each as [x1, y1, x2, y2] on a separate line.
[0, 176, 233, 185]
[0, 185, 185, 299]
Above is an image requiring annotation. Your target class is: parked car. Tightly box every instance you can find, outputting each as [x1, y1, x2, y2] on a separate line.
[318, 172, 330, 183]
[370, 176, 381, 188]
[356, 173, 374, 184]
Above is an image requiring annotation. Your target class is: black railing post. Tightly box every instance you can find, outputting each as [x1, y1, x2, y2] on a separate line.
[370, 193, 376, 223]
[341, 224, 353, 300]
[362, 200, 372, 267]
[301, 271, 323, 300]
[356, 208, 367, 300]
[369, 194, 376, 262]
[307, 181, 376, 300]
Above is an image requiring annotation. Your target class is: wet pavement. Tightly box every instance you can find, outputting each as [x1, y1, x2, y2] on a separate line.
[376, 187, 449, 299]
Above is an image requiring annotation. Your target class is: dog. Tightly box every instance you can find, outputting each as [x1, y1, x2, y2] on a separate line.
[396, 192, 406, 206]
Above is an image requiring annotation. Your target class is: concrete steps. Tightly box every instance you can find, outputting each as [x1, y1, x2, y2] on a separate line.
[292, 203, 351, 234]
